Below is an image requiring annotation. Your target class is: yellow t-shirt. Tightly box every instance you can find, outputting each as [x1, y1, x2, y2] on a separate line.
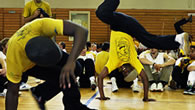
[23, 0, 52, 17]
[105, 31, 143, 74]
[95, 51, 109, 74]
[6, 18, 63, 83]
[86, 51, 96, 61]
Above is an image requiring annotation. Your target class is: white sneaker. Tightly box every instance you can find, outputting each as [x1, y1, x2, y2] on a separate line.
[19, 83, 31, 91]
[150, 83, 157, 92]
[111, 83, 118, 92]
[132, 84, 140, 93]
[157, 82, 164, 92]
[90, 80, 96, 90]
[0, 89, 7, 97]
[35, 79, 41, 83]
[111, 77, 118, 92]
[179, 32, 190, 55]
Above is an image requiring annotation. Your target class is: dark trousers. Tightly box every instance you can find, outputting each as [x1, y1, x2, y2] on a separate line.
[0, 65, 7, 92]
[25, 52, 85, 110]
[174, 18, 187, 34]
[172, 66, 189, 88]
[96, 0, 180, 50]
[0, 76, 7, 92]
[21, 72, 28, 84]
[77, 58, 95, 88]
[109, 69, 133, 88]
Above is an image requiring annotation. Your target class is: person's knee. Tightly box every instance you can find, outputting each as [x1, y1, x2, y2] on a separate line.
[96, 7, 112, 23]
[96, 7, 103, 19]
[85, 59, 94, 65]
[75, 61, 82, 76]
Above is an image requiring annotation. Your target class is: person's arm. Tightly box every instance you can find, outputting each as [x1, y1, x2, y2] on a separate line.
[187, 65, 195, 71]
[96, 67, 110, 100]
[161, 53, 175, 67]
[139, 69, 155, 102]
[187, 61, 195, 71]
[60, 20, 88, 89]
[139, 51, 153, 65]
[154, 54, 175, 71]
[6, 81, 20, 110]
[23, 9, 41, 24]
[139, 58, 154, 65]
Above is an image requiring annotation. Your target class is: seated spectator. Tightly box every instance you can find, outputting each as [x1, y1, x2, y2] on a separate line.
[170, 42, 195, 93]
[91, 43, 98, 55]
[86, 42, 96, 61]
[139, 48, 175, 92]
[138, 43, 148, 55]
[169, 56, 191, 90]
[0, 57, 7, 97]
[96, 43, 102, 53]
[76, 47, 96, 90]
[58, 41, 67, 52]
[183, 59, 195, 95]
[167, 49, 179, 60]
[95, 42, 110, 75]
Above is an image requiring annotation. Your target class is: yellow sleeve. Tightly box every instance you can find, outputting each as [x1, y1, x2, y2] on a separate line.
[23, 2, 31, 17]
[41, 18, 64, 37]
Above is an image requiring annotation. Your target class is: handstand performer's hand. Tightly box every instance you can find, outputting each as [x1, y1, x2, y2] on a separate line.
[96, 96, 110, 100]
[142, 98, 156, 102]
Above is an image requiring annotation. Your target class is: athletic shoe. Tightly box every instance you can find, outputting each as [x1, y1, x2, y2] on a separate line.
[157, 82, 164, 92]
[19, 83, 31, 91]
[35, 79, 41, 83]
[188, 15, 192, 23]
[183, 86, 195, 95]
[150, 83, 157, 92]
[184, 88, 192, 95]
[132, 84, 140, 93]
[180, 32, 190, 56]
[111, 82, 119, 92]
[90, 80, 96, 91]
[0, 89, 7, 97]
[30, 87, 46, 110]
[191, 88, 195, 95]
[169, 80, 177, 90]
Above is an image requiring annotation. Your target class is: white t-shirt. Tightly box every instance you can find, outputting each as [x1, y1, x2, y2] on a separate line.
[0, 51, 6, 60]
[77, 53, 94, 61]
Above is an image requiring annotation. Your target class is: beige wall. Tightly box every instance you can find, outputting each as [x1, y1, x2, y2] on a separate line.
[48, 0, 193, 9]
[0, 0, 195, 9]
[0, 0, 24, 8]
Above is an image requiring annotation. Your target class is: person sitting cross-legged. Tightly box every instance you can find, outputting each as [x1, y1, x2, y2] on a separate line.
[139, 49, 175, 92]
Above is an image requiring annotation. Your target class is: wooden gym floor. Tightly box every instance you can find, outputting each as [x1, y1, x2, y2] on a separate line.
[0, 77, 195, 110]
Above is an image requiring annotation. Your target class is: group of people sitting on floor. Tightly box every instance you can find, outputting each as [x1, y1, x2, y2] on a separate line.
[0, 15, 194, 99]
